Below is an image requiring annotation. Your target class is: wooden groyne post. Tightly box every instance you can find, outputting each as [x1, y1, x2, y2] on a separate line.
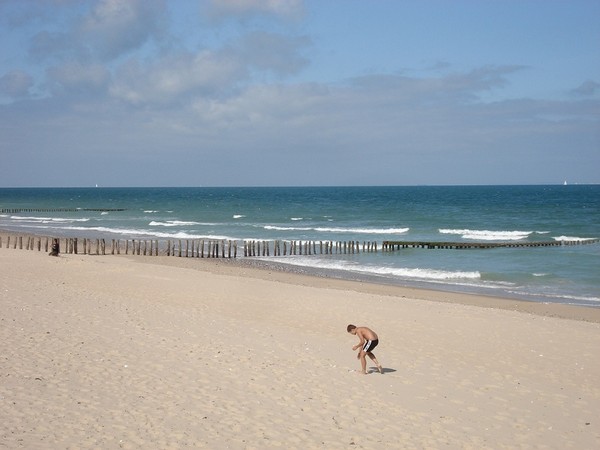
[382, 239, 600, 250]
[243, 240, 379, 256]
[0, 208, 126, 213]
[2, 234, 597, 259]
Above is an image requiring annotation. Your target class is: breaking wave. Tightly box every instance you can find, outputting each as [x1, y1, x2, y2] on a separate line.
[264, 225, 409, 234]
[439, 229, 532, 241]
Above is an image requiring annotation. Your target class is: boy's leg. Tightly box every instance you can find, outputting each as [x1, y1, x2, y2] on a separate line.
[367, 352, 383, 374]
[358, 351, 368, 374]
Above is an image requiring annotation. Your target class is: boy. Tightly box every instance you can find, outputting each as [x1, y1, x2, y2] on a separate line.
[347, 324, 383, 374]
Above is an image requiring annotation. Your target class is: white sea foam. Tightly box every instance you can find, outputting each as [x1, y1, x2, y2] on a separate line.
[149, 220, 205, 227]
[506, 290, 600, 305]
[439, 229, 531, 241]
[10, 216, 90, 224]
[233, 215, 245, 219]
[291, 217, 303, 221]
[63, 225, 234, 241]
[356, 266, 481, 280]
[317, 226, 409, 235]
[553, 236, 597, 242]
[265, 225, 311, 231]
[264, 225, 409, 234]
[264, 257, 480, 281]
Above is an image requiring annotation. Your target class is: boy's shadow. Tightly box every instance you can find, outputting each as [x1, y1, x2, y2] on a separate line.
[369, 366, 396, 374]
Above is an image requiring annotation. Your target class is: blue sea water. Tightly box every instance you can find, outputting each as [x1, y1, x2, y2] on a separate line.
[1, 185, 599, 306]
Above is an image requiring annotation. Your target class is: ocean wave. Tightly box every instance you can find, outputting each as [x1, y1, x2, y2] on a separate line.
[264, 225, 409, 234]
[439, 229, 531, 241]
[356, 266, 481, 280]
[63, 225, 234, 241]
[506, 290, 600, 305]
[265, 225, 311, 231]
[233, 215, 245, 219]
[10, 216, 90, 224]
[552, 236, 597, 242]
[548, 294, 600, 304]
[149, 220, 209, 227]
[263, 257, 480, 281]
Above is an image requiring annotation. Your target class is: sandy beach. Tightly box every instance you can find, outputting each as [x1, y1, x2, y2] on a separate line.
[1, 247, 599, 449]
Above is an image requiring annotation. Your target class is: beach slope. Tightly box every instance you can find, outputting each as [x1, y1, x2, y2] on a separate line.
[1, 250, 599, 448]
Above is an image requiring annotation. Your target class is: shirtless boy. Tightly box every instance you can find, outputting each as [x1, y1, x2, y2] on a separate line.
[347, 324, 383, 374]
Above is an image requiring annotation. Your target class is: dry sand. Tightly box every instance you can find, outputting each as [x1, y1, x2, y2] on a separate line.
[1, 248, 599, 449]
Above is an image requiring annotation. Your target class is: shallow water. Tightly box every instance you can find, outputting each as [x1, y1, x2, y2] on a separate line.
[1, 185, 598, 305]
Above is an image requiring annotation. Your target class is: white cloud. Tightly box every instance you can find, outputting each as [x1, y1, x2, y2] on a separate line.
[27, 0, 166, 63]
[1, 1, 598, 186]
[2, 64, 598, 186]
[234, 31, 310, 75]
[77, 0, 166, 60]
[47, 62, 110, 92]
[10, 0, 309, 105]
[0, 70, 33, 97]
[206, 0, 304, 20]
[571, 80, 600, 97]
[109, 50, 244, 105]
[108, 30, 310, 106]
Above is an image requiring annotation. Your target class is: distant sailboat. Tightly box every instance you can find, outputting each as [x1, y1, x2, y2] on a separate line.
[563, 180, 568, 186]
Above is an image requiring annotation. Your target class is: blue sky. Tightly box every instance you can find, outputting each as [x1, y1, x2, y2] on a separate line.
[1, 0, 598, 187]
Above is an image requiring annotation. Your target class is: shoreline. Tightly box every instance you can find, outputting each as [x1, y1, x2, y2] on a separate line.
[2, 229, 600, 323]
[136, 254, 600, 324]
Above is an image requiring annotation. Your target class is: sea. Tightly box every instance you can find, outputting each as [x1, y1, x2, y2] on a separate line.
[1, 185, 599, 307]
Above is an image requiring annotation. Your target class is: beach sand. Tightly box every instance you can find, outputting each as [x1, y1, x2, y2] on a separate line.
[1, 248, 599, 449]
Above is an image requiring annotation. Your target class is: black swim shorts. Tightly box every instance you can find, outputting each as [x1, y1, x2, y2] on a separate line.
[362, 339, 379, 352]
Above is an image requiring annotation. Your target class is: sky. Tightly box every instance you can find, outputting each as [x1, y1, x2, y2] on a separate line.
[0, 0, 599, 187]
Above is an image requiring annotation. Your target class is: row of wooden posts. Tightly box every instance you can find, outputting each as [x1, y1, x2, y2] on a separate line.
[0, 235, 379, 258]
[0, 208, 126, 213]
[4, 234, 598, 258]
[381, 239, 600, 250]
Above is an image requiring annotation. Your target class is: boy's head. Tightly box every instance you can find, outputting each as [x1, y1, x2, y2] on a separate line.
[347, 324, 356, 334]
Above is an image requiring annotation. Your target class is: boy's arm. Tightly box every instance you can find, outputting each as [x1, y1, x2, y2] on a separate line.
[352, 329, 365, 350]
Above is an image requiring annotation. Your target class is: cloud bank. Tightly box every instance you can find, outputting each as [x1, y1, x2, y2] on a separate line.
[0, 0, 598, 187]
